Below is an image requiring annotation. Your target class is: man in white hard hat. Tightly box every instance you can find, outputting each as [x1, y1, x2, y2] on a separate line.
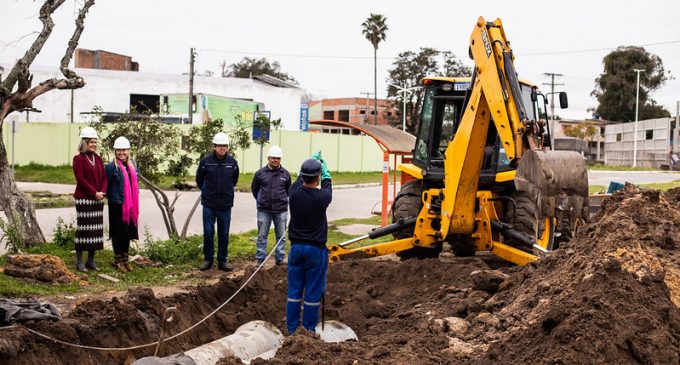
[195, 132, 240, 272]
[251, 145, 291, 266]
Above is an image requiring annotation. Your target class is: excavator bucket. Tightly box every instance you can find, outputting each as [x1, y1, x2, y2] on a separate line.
[514, 149, 589, 222]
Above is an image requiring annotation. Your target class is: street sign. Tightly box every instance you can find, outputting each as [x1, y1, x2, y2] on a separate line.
[300, 104, 309, 131]
[252, 111, 271, 141]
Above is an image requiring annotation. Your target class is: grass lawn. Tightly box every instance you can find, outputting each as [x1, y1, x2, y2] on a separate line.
[0, 215, 386, 297]
[13, 163, 389, 191]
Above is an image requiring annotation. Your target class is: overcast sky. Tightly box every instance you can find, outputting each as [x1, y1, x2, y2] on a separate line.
[2, 0, 679, 120]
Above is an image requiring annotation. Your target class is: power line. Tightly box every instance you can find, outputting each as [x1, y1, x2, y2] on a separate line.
[198, 40, 680, 61]
[520, 40, 680, 56]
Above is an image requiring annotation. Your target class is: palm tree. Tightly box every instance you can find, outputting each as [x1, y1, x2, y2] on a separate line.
[361, 14, 388, 125]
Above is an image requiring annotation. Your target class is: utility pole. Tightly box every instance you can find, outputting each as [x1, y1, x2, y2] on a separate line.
[360, 91, 374, 123]
[542, 73, 564, 121]
[633, 69, 644, 168]
[188, 47, 196, 125]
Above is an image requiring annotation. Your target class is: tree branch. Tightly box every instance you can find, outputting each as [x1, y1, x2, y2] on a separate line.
[60, 0, 95, 81]
[2, 0, 66, 92]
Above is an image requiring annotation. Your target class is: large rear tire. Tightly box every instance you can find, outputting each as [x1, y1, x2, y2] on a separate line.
[391, 180, 442, 259]
[504, 191, 539, 252]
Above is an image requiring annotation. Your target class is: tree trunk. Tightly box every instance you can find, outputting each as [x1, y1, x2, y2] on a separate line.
[374, 47, 378, 125]
[138, 174, 179, 238]
[0, 136, 45, 246]
[180, 195, 201, 240]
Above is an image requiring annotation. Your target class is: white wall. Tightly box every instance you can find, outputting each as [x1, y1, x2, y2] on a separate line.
[2, 63, 304, 130]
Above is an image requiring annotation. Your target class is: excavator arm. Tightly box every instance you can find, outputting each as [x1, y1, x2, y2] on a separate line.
[438, 16, 533, 238]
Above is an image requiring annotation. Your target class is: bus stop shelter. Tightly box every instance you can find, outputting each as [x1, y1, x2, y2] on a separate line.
[310, 120, 416, 226]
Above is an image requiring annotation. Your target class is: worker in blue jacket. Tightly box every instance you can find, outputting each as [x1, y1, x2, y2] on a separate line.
[286, 153, 332, 334]
[195, 132, 239, 272]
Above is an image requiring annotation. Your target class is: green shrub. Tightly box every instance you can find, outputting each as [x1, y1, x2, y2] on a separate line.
[0, 217, 24, 254]
[140, 232, 203, 264]
[52, 217, 76, 247]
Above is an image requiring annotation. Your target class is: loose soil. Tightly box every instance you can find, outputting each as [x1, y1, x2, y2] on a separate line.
[2, 184, 680, 364]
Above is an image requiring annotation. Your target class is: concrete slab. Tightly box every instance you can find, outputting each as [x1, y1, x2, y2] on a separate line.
[335, 223, 379, 236]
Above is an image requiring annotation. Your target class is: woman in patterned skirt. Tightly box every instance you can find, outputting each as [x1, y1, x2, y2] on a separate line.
[72, 127, 107, 272]
[105, 136, 139, 272]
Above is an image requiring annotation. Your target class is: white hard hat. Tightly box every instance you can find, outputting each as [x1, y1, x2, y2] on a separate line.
[212, 132, 229, 145]
[268, 145, 283, 158]
[79, 127, 98, 139]
[113, 136, 131, 149]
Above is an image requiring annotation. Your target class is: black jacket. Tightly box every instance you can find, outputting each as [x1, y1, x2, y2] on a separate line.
[251, 165, 292, 213]
[196, 153, 239, 210]
[288, 176, 332, 247]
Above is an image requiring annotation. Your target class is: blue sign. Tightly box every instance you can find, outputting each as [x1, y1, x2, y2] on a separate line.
[253, 111, 271, 141]
[300, 103, 309, 131]
[453, 82, 471, 91]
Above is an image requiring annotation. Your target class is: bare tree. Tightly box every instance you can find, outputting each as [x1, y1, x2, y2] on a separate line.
[0, 0, 96, 246]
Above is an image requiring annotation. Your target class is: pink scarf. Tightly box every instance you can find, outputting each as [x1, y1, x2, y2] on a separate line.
[117, 159, 139, 227]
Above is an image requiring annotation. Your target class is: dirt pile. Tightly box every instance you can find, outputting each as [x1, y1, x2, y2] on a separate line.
[2, 184, 680, 364]
[468, 184, 680, 364]
[3, 254, 78, 283]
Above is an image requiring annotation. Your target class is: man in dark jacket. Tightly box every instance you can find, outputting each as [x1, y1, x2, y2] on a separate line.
[195, 132, 239, 272]
[251, 145, 291, 266]
[286, 153, 332, 334]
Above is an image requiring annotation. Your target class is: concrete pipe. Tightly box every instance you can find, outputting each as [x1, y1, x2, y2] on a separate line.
[133, 320, 284, 365]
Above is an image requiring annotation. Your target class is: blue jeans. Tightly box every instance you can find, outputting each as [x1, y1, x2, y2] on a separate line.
[256, 211, 287, 263]
[202, 206, 231, 263]
[286, 244, 328, 334]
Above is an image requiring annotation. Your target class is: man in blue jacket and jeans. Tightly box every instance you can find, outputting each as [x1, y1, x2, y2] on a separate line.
[251, 145, 291, 266]
[286, 153, 332, 334]
[196, 132, 239, 272]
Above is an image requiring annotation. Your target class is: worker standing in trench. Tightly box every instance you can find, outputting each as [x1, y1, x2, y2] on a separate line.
[286, 153, 332, 334]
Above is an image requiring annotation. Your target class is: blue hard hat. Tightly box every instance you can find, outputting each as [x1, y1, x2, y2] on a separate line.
[299, 158, 322, 177]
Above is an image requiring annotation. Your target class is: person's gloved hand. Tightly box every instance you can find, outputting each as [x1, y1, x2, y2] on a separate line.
[312, 151, 331, 180]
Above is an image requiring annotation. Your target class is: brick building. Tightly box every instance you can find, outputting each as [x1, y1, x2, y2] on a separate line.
[308, 97, 397, 125]
[75, 49, 139, 71]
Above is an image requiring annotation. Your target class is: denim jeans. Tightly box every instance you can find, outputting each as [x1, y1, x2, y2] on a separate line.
[202, 206, 231, 263]
[286, 244, 328, 334]
[256, 210, 287, 263]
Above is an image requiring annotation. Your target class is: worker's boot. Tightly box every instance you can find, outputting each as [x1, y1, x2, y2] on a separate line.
[85, 250, 99, 271]
[75, 250, 88, 272]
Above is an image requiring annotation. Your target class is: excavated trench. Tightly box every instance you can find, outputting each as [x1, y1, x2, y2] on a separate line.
[2, 184, 680, 365]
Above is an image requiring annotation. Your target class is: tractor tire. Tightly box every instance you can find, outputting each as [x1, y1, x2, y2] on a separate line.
[504, 191, 539, 252]
[391, 180, 442, 260]
[552, 217, 573, 250]
[392, 180, 424, 239]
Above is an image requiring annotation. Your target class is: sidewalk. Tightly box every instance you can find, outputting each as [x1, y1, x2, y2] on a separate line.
[5, 182, 385, 246]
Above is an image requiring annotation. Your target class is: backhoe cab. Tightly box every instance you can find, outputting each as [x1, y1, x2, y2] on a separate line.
[328, 17, 589, 266]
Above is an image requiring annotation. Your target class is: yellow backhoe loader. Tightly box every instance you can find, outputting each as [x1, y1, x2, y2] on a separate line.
[329, 16, 589, 266]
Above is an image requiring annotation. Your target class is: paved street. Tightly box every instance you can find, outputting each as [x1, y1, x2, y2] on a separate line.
[3, 169, 680, 252]
[11, 182, 383, 244]
[587, 170, 680, 187]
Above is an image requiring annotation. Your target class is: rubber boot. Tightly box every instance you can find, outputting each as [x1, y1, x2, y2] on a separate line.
[85, 250, 99, 271]
[75, 250, 88, 272]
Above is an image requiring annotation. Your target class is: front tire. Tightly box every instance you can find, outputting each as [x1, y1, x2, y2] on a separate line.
[391, 180, 442, 259]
